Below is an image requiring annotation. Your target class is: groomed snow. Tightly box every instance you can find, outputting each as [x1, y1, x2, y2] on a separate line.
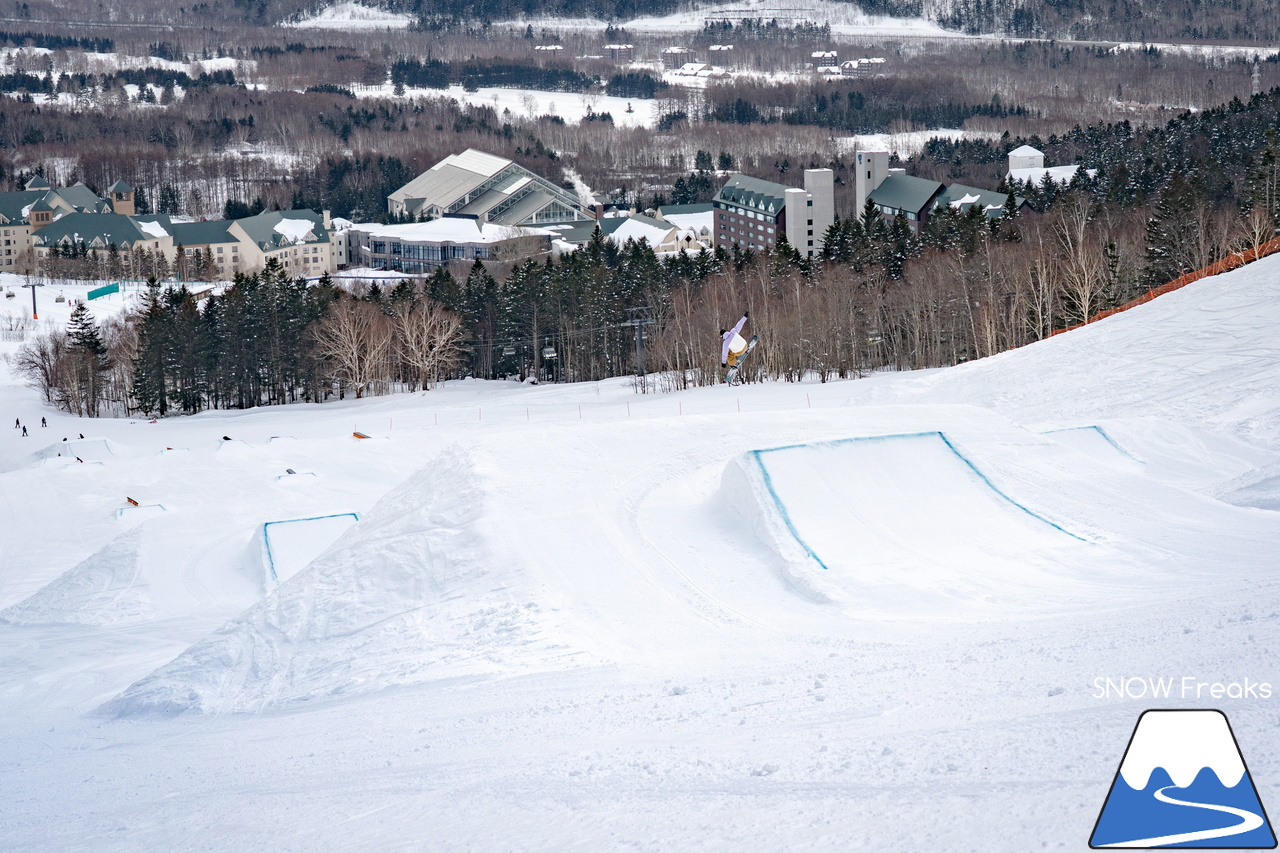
[1, 254, 1280, 849]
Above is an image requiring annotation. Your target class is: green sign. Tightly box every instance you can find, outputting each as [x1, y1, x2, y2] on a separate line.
[87, 283, 120, 300]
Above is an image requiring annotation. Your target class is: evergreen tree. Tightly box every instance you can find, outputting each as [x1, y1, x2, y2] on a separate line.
[66, 302, 109, 416]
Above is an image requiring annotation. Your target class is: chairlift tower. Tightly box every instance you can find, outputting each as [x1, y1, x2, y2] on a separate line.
[621, 306, 656, 386]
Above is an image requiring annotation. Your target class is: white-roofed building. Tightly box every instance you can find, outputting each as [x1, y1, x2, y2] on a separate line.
[607, 213, 712, 256]
[1005, 145, 1096, 187]
[811, 50, 839, 69]
[662, 46, 693, 68]
[348, 216, 553, 273]
[387, 148, 591, 229]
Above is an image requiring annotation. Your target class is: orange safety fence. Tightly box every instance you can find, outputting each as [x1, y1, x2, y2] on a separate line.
[1050, 234, 1280, 337]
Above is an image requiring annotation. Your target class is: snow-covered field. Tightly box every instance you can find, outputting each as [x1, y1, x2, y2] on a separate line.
[2, 254, 1279, 849]
[838, 128, 999, 158]
[352, 82, 660, 129]
[286, 1, 414, 29]
[501, 0, 958, 37]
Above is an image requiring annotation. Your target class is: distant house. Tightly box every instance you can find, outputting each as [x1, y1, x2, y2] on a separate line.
[533, 44, 564, 55]
[387, 148, 591, 228]
[713, 170, 835, 257]
[662, 46, 693, 68]
[709, 44, 734, 63]
[348, 216, 552, 273]
[32, 207, 338, 279]
[856, 149, 1021, 233]
[674, 62, 726, 78]
[840, 57, 885, 77]
[604, 44, 634, 62]
[655, 202, 713, 240]
[1004, 145, 1093, 186]
[811, 50, 838, 69]
[32, 212, 175, 275]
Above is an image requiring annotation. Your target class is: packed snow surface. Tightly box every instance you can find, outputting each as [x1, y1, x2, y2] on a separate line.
[2, 256, 1280, 849]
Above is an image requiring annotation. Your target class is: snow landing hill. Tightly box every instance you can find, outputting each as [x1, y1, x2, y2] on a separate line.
[1, 255, 1279, 850]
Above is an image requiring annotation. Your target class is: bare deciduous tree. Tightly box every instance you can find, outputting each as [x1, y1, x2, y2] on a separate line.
[311, 298, 394, 399]
[393, 299, 466, 390]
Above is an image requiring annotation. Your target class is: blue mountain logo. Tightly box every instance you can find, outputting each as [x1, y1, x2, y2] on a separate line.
[1091, 709, 1276, 848]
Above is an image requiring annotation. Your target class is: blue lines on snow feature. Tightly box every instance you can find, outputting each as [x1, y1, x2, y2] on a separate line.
[747, 431, 1086, 571]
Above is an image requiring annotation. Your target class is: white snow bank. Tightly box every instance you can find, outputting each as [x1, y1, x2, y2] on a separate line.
[106, 447, 580, 715]
[0, 529, 150, 626]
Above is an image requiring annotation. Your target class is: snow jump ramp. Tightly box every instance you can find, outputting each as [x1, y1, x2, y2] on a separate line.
[723, 431, 1088, 610]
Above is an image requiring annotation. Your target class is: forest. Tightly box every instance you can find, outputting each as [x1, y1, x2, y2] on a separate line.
[4, 3, 1280, 417]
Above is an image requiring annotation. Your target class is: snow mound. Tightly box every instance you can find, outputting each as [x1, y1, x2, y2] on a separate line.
[1215, 461, 1280, 511]
[0, 529, 151, 625]
[1042, 425, 1141, 468]
[105, 448, 575, 715]
[723, 432, 1089, 610]
[31, 437, 122, 463]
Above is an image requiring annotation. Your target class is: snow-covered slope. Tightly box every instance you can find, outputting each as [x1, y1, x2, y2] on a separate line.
[2, 256, 1279, 850]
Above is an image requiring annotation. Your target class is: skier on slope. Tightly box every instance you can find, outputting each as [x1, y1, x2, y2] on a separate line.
[720, 311, 749, 371]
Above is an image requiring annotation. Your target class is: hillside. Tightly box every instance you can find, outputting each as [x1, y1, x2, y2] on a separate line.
[0, 252, 1278, 849]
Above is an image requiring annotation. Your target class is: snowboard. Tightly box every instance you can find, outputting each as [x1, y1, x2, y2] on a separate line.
[724, 335, 758, 385]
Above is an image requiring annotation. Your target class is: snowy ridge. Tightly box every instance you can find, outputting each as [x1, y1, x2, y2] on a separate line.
[106, 447, 580, 715]
[1118, 710, 1247, 790]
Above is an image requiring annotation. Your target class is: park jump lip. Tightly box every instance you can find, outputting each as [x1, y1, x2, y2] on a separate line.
[746, 431, 1086, 575]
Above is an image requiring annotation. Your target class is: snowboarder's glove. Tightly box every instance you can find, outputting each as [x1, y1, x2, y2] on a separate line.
[721, 362, 727, 367]
[744, 311, 749, 318]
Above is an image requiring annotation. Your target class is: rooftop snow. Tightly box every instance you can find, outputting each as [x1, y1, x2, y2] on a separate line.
[137, 220, 170, 240]
[273, 218, 316, 245]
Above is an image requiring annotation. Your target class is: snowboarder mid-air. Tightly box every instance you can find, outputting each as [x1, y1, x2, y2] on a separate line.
[721, 312, 749, 368]
[720, 312, 758, 384]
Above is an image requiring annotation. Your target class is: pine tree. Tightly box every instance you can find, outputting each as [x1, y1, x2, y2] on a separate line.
[66, 302, 109, 416]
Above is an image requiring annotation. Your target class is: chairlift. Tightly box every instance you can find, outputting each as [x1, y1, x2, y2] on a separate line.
[55, 293, 66, 303]
[541, 345, 557, 359]
[501, 345, 516, 357]
[4, 289, 13, 299]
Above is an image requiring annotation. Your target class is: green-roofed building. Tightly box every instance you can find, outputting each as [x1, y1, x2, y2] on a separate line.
[713, 168, 834, 257]
[935, 184, 1026, 219]
[866, 173, 946, 232]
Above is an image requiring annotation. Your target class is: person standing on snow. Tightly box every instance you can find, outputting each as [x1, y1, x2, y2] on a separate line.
[720, 312, 750, 370]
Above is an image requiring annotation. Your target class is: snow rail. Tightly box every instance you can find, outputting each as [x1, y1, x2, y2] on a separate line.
[1051, 235, 1280, 336]
[747, 431, 1085, 571]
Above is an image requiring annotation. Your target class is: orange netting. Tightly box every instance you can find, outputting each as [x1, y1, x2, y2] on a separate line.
[1050, 234, 1280, 337]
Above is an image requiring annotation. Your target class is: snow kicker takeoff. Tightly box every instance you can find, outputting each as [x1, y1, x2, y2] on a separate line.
[720, 313, 758, 385]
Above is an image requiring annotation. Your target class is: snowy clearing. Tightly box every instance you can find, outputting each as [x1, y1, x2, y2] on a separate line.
[352, 82, 660, 129]
[500, 0, 960, 37]
[285, 1, 414, 30]
[1, 254, 1279, 849]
